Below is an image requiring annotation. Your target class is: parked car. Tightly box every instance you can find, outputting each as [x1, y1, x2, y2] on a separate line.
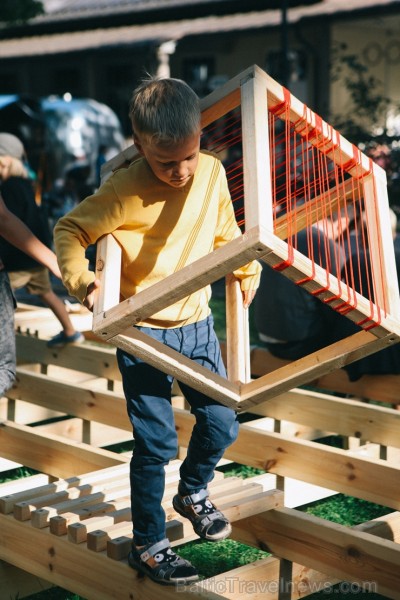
[0, 94, 125, 191]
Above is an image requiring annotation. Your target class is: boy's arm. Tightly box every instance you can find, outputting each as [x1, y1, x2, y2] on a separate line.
[54, 182, 124, 304]
[0, 195, 61, 278]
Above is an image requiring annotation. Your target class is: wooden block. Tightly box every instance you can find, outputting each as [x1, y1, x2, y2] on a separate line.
[31, 485, 130, 529]
[50, 498, 130, 536]
[68, 506, 132, 543]
[107, 535, 132, 561]
[88, 521, 133, 553]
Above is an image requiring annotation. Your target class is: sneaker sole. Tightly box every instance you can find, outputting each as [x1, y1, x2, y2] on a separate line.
[172, 496, 232, 541]
[128, 552, 199, 586]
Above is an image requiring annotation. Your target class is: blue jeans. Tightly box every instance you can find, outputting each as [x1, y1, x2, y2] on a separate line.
[0, 270, 16, 396]
[117, 315, 239, 546]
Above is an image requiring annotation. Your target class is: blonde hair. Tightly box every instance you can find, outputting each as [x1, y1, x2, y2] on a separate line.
[0, 155, 28, 179]
[129, 76, 200, 146]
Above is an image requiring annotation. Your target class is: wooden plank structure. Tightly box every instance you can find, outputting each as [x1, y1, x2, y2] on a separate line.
[92, 64, 400, 412]
[1, 324, 400, 598]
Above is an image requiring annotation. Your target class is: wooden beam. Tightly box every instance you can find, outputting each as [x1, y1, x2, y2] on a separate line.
[239, 331, 398, 411]
[223, 274, 251, 384]
[16, 334, 120, 381]
[230, 511, 400, 599]
[0, 515, 223, 600]
[173, 409, 400, 510]
[249, 345, 400, 405]
[8, 370, 400, 505]
[94, 234, 122, 316]
[0, 421, 127, 479]
[240, 65, 272, 231]
[248, 387, 400, 450]
[110, 330, 241, 410]
[92, 228, 268, 338]
[257, 232, 400, 338]
[236, 507, 400, 598]
[10, 368, 130, 432]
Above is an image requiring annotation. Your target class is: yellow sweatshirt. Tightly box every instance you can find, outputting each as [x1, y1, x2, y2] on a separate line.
[54, 150, 261, 327]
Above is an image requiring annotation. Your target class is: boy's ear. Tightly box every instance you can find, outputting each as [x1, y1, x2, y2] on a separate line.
[133, 134, 144, 156]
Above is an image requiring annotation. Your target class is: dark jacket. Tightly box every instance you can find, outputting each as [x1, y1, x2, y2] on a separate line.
[0, 176, 52, 272]
[254, 227, 342, 358]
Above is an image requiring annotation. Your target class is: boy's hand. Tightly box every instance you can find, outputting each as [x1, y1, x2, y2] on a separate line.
[83, 278, 101, 311]
[242, 289, 256, 309]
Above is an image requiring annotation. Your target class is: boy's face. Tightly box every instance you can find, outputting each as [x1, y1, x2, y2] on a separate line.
[134, 131, 200, 188]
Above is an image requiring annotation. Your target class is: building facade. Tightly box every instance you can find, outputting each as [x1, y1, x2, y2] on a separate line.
[0, 0, 399, 140]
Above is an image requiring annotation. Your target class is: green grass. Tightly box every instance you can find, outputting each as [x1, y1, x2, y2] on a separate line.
[178, 538, 270, 580]
[302, 493, 392, 527]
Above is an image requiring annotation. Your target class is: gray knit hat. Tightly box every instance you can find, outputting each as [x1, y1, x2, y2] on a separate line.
[0, 133, 25, 159]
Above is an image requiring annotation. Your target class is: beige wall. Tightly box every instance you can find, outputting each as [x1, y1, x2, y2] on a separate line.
[330, 14, 400, 136]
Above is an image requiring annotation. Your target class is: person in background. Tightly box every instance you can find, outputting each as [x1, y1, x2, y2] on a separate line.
[254, 226, 344, 360]
[54, 76, 261, 586]
[332, 207, 400, 381]
[0, 193, 61, 396]
[0, 133, 84, 349]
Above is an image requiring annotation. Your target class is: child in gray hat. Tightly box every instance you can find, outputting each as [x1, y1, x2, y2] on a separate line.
[0, 132, 84, 348]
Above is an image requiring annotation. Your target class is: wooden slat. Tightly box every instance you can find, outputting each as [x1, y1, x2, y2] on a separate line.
[68, 506, 132, 543]
[0, 421, 127, 479]
[94, 234, 122, 316]
[0, 464, 129, 515]
[225, 274, 250, 383]
[31, 485, 130, 528]
[50, 498, 131, 537]
[240, 64, 272, 231]
[88, 521, 133, 552]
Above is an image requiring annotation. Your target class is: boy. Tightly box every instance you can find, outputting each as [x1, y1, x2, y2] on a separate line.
[54, 76, 261, 585]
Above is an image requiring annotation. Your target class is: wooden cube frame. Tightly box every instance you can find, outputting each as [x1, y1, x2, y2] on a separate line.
[93, 64, 400, 412]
